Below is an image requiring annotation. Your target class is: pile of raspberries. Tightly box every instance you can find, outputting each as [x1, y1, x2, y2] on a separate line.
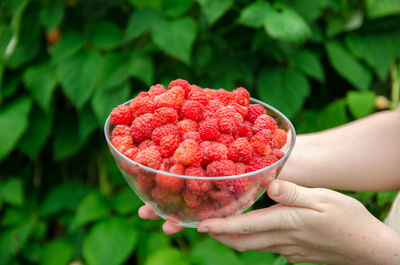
[109, 79, 287, 219]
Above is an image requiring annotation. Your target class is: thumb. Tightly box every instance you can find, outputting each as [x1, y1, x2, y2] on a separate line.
[267, 180, 323, 210]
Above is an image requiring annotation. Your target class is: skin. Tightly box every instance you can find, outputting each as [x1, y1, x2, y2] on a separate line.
[139, 107, 400, 264]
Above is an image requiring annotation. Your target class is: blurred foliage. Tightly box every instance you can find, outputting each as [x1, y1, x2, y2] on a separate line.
[0, 0, 400, 264]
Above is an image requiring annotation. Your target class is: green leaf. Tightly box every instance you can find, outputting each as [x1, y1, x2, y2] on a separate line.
[2, 75, 20, 100]
[99, 52, 133, 90]
[317, 99, 349, 131]
[239, 2, 271, 28]
[264, 6, 311, 44]
[128, 0, 162, 9]
[22, 62, 57, 111]
[0, 97, 32, 161]
[240, 251, 277, 265]
[0, 25, 13, 62]
[2, 208, 28, 226]
[39, 2, 64, 30]
[124, 8, 163, 42]
[70, 191, 110, 230]
[346, 91, 376, 119]
[131, 53, 154, 86]
[57, 50, 103, 109]
[40, 239, 74, 265]
[23, 242, 42, 263]
[191, 238, 242, 265]
[151, 17, 197, 64]
[345, 33, 395, 81]
[0, 178, 24, 207]
[197, 0, 233, 25]
[112, 187, 142, 215]
[326, 41, 372, 91]
[91, 82, 131, 125]
[162, 0, 194, 17]
[280, 0, 324, 22]
[292, 49, 324, 81]
[145, 247, 189, 265]
[18, 107, 52, 159]
[51, 32, 86, 63]
[83, 217, 138, 265]
[87, 21, 122, 50]
[78, 105, 99, 142]
[257, 68, 310, 118]
[272, 255, 290, 265]
[366, 0, 400, 18]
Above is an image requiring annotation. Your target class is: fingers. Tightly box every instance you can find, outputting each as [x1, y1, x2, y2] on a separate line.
[138, 204, 160, 220]
[162, 221, 185, 234]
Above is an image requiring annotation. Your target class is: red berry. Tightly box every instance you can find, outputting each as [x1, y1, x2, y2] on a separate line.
[189, 90, 209, 106]
[206, 160, 235, 177]
[246, 155, 278, 172]
[131, 113, 155, 143]
[168, 78, 191, 97]
[128, 95, 156, 118]
[138, 139, 156, 151]
[271, 149, 284, 159]
[203, 88, 217, 100]
[236, 121, 253, 139]
[155, 164, 185, 193]
[216, 133, 235, 147]
[231, 87, 250, 106]
[151, 186, 182, 206]
[199, 141, 228, 164]
[271, 128, 287, 149]
[183, 190, 201, 208]
[123, 147, 139, 161]
[134, 146, 162, 169]
[204, 99, 225, 113]
[154, 86, 185, 109]
[149, 84, 166, 97]
[246, 104, 266, 123]
[111, 135, 134, 153]
[174, 139, 202, 166]
[215, 89, 232, 105]
[152, 124, 179, 145]
[177, 119, 198, 136]
[253, 114, 278, 133]
[111, 125, 131, 138]
[218, 117, 237, 134]
[235, 162, 247, 175]
[228, 138, 254, 163]
[199, 119, 220, 140]
[182, 131, 201, 143]
[250, 134, 272, 155]
[179, 100, 204, 121]
[160, 134, 180, 157]
[257, 129, 273, 142]
[136, 173, 155, 192]
[195, 201, 215, 220]
[229, 103, 248, 118]
[153, 107, 178, 127]
[110, 105, 134, 125]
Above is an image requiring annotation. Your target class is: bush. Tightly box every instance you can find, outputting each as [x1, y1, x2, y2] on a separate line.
[0, 0, 399, 264]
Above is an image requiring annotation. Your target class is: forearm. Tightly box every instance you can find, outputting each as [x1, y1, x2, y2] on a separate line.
[280, 108, 400, 191]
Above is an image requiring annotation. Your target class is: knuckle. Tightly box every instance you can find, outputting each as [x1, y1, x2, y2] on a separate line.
[285, 185, 300, 205]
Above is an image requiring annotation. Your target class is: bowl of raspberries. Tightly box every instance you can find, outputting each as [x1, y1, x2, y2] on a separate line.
[104, 79, 296, 228]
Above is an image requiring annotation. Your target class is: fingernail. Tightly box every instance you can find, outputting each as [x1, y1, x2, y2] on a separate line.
[271, 181, 283, 196]
[197, 226, 209, 233]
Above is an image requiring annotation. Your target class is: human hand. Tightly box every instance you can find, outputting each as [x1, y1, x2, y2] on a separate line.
[196, 180, 400, 265]
[138, 204, 185, 234]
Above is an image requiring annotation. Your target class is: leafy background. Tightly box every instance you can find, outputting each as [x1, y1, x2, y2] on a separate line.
[1, 0, 400, 264]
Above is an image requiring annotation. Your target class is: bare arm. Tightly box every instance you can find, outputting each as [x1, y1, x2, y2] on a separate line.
[280, 107, 400, 191]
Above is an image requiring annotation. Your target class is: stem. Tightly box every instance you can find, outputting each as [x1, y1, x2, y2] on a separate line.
[390, 62, 399, 110]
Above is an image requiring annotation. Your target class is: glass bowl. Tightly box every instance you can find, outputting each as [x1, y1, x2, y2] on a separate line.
[104, 98, 296, 228]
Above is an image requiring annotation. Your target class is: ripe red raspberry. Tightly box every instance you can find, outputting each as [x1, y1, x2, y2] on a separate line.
[236, 121, 253, 139]
[271, 149, 284, 159]
[179, 100, 204, 121]
[183, 190, 201, 208]
[111, 135, 134, 153]
[185, 165, 206, 176]
[199, 119, 220, 140]
[160, 134, 180, 157]
[177, 119, 198, 135]
[149, 84, 166, 97]
[206, 160, 235, 177]
[151, 186, 182, 206]
[138, 139, 156, 151]
[174, 139, 202, 166]
[136, 173, 155, 192]
[246, 155, 278, 172]
[128, 95, 156, 118]
[253, 114, 278, 133]
[215, 89, 232, 104]
[203, 88, 217, 100]
[228, 138, 254, 163]
[216, 133, 235, 147]
[246, 104, 266, 123]
[111, 125, 131, 138]
[208, 188, 232, 202]
[204, 100, 225, 113]
[189, 90, 209, 106]
[123, 147, 139, 161]
[194, 201, 215, 220]
[229, 103, 248, 118]
[153, 107, 178, 127]
[168, 79, 191, 97]
[271, 128, 287, 149]
[235, 162, 247, 175]
[250, 134, 272, 155]
[182, 131, 201, 143]
[152, 124, 179, 145]
[185, 165, 212, 196]
[218, 117, 237, 134]
[110, 105, 134, 125]
[155, 164, 185, 193]
[199, 141, 228, 165]
[231, 87, 250, 106]
[134, 146, 162, 169]
[257, 129, 273, 142]
[131, 113, 155, 143]
[154, 86, 185, 109]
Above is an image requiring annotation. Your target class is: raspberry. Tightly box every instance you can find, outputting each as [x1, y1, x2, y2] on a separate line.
[160, 134, 180, 157]
[216, 133, 235, 147]
[185, 165, 212, 196]
[246, 104, 266, 123]
[188, 90, 209, 106]
[177, 119, 198, 135]
[250, 134, 272, 155]
[185, 165, 206, 176]
[179, 100, 204, 121]
[138, 139, 156, 151]
[134, 146, 162, 169]
[199, 141, 228, 164]
[228, 138, 253, 163]
[208, 188, 232, 202]
[246, 155, 278, 172]
[153, 107, 178, 127]
[235, 162, 247, 175]
[174, 139, 202, 166]
[229, 103, 248, 118]
[203, 88, 217, 100]
[231, 87, 250, 106]
[168, 79, 191, 97]
[232, 177, 249, 194]
[152, 124, 179, 145]
[151, 186, 182, 206]
[195, 201, 215, 220]
[218, 117, 237, 134]
[111, 125, 131, 138]
[236, 121, 253, 139]
[154, 86, 185, 109]
[204, 99, 225, 113]
[206, 160, 235, 177]
[183, 190, 201, 208]
[271, 149, 284, 159]
[110, 105, 134, 125]
[111, 135, 134, 153]
[136, 173, 155, 192]
[123, 147, 139, 161]
[128, 95, 156, 118]
[131, 113, 155, 143]
[253, 114, 278, 133]
[182, 131, 201, 143]
[257, 129, 273, 142]
[155, 164, 185, 193]
[215, 89, 232, 104]
[149, 84, 166, 97]
[215, 106, 243, 126]
[199, 119, 220, 140]
[271, 128, 287, 149]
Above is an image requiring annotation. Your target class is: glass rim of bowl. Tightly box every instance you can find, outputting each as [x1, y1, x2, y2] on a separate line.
[104, 97, 296, 180]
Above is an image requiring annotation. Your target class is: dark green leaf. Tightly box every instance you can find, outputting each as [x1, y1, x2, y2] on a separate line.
[83, 217, 138, 265]
[257, 68, 310, 118]
[39, 2, 64, 30]
[78, 105, 99, 142]
[87, 21, 122, 50]
[40, 239, 74, 265]
[128, 0, 162, 9]
[366, 0, 400, 18]
[145, 247, 189, 265]
[240, 251, 277, 265]
[0, 25, 13, 62]
[191, 238, 241, 265]
[197, 0, 233, 25]
[70, 191, 110, 230]
[0, 178, 24, 207]
[346, 91, 376, 119]
[272, 255, 290, 265]
[151, 17, 197, 64]
[239, 2, 271, 28]
[57, 50, 103, 109]
[292, 49, 324, 81]
[51, 32, 86, 63]
[264, 6, 311, 43]
[99, 52, 133, 91]
[146, 232, 170, 255]
[18, 107, 52, 159]
[131, 53, 154, 86]
[377, 191, 397, 206]
[124, 8, 163, 42]
[162, 0, 194, 17]
[326, 41, 372, 91]
[317, 99, 349, 131]
[22, 242, 42, 263]
[0, 97, 32, 161]
[23, 62, 57, 111]
[112, 187, 142, 215]
[2, 75, 20, 100]
[281, 0, 324, 22]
